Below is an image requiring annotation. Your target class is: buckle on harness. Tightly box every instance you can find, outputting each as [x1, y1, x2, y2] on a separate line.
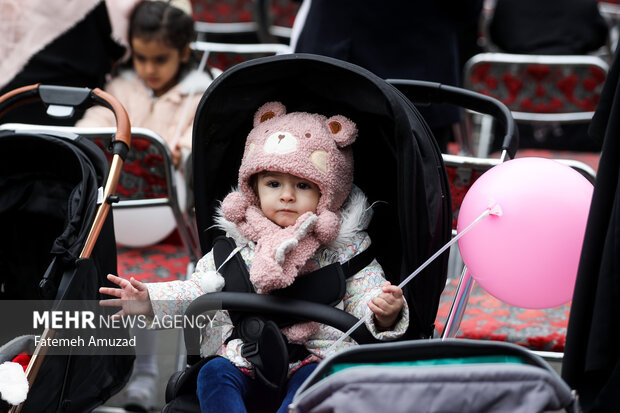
[241, 341, 259, 358]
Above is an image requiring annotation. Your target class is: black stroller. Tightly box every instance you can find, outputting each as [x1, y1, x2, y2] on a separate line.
[0, 85, 134, 412]
[163, 53, 570, 413]
[162, 53, 450, 412]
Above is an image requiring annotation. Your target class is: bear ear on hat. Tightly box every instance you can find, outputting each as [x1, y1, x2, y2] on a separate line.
[254, 102, 287, 127]
[326, 115, 357, 147]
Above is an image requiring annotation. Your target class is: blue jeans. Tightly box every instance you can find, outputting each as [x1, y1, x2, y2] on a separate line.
[196, 356, 318, 413]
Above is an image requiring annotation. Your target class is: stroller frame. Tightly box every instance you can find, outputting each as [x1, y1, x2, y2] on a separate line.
[0, 84, 132, 413]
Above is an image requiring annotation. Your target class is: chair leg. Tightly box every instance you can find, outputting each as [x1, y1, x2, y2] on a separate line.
[441, 267, 475, 339]
[447, 240, 465, 281]
[476, 114, 495, 158]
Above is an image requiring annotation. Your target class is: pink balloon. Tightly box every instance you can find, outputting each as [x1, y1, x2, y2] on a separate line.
[457, 157, 593, 309]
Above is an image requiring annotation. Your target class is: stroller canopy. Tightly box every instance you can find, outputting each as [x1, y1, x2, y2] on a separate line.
[0, 130, 113, 299]
[192, 54, 452, 338]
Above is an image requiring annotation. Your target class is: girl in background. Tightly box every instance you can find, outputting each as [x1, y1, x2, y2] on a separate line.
[79, 1, 216, 410]
[78, 0, 216, 167]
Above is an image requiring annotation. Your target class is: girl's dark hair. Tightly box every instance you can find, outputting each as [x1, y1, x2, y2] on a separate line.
[128, 1, 197, 70]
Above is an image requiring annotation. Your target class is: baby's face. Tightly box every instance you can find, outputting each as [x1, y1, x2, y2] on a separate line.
[256, 171, 320, 227]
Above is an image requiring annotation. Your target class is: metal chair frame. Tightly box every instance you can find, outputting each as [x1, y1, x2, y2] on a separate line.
[191, 40, 290, 57]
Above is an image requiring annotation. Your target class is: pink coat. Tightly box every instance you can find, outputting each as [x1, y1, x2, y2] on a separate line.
[76, 68, 215, 151]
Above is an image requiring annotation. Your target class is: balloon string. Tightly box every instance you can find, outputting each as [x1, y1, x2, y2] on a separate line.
[216, 245, 243, 274]
[396, 206, 497, 290]
[326, 205, 498, 353]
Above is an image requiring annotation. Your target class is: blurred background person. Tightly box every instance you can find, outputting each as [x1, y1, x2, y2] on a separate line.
[77, 0, 214, 168]
[0, 0, 136, 125]
[291, 0, 482, 153]
[486, 0, 609, 153]
[488, 0, 608, 55]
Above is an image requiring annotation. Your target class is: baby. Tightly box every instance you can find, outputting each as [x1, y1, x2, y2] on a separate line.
[100, 102, 409, 413]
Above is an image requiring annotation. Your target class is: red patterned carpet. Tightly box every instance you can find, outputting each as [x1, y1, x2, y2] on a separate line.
[117, 242, 190, 283]
[435, 277, 570, 352]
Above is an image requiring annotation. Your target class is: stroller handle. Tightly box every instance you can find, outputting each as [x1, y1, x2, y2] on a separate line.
[0, 83, 131, 157]
[387, 79, 519, 160]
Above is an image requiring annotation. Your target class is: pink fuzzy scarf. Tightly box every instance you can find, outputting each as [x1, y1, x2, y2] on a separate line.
[222, 194, 330, 343]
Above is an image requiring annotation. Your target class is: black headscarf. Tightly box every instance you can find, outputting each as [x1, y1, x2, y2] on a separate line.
[562, 49, 620, 412]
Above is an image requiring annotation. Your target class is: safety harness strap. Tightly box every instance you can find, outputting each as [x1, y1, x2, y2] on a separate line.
[214, 236, 375, 306]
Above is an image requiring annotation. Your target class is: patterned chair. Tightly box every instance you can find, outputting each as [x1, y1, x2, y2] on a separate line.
[191, 0, 298, 71]
[192, 0, 297, 41]
[463, 52, 609, 157]
[92, 127, 201, 259]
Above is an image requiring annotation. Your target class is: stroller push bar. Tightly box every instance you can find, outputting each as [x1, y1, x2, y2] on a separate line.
[387, 79, 519, 161]
[0, 84, 132, 413]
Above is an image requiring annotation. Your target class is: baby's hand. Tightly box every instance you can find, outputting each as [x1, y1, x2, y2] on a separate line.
[99, 274, 153, 317]
[368, 282, 404, 330]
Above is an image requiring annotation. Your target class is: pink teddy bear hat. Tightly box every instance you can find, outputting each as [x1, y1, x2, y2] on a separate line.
[221, 101, 358, 296]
